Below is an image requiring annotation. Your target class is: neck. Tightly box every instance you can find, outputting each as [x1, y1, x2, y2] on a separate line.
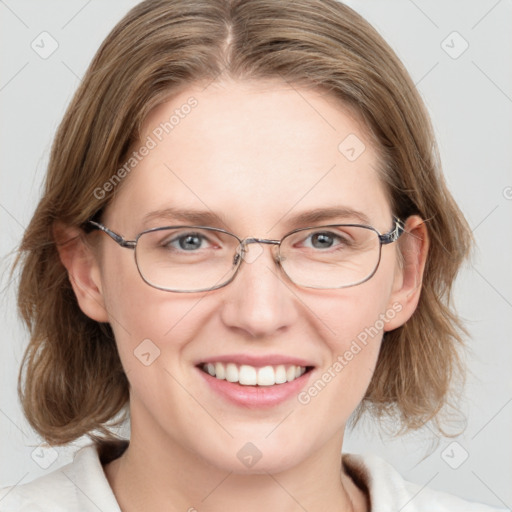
[104, 410, 367, 512]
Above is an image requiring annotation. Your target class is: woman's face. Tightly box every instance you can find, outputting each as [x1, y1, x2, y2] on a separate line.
[93, 79, 412, 473]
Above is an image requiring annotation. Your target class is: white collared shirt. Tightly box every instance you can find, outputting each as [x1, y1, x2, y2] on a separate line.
[0, 444, 507, 511]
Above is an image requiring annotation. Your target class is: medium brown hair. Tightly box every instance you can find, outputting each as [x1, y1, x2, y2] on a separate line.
[16, 0, 471, 445]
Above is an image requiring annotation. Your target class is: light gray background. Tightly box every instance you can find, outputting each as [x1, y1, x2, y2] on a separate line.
[1, 0, 511, 508]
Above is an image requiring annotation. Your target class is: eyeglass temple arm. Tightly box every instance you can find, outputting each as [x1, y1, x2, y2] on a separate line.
[378, 217, 405, 245]
[87, 220, 136, 248]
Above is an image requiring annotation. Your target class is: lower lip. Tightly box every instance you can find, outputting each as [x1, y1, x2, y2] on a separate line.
[196, 367, 313, 408]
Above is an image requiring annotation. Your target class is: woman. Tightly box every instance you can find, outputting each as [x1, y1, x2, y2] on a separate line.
[0, 0, 506, 510]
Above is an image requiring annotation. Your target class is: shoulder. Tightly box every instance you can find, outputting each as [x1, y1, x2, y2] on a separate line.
[343, 452, 509, 512]
[0, 444, 121, 512]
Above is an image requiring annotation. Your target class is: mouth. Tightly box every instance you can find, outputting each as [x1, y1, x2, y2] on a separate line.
[195, 354, 316, 407]
[198, 362, 314, 386]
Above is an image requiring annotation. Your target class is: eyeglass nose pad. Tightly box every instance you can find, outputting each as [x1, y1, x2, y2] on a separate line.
[232, 245, 245, 267]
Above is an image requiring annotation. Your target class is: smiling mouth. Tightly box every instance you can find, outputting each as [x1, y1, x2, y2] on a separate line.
[198, 362, 314, 386]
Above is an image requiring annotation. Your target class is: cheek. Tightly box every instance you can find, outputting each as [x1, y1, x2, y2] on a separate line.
[319, 270, 396, 349]
[99, 250, 206, 371]
[305, 272, 397, 403]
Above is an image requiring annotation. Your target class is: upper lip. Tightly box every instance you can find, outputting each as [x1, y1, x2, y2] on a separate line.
[196, 354, 316, 368]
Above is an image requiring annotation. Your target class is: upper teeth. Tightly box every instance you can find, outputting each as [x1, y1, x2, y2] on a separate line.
[202, 362, 307, 386]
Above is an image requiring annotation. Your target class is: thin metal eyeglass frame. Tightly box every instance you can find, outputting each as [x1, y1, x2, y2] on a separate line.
[87, 217, 405, 292]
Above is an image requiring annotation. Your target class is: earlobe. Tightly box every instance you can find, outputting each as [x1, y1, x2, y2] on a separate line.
[384, 215, 429, 331]
[53, 222, 109, 322]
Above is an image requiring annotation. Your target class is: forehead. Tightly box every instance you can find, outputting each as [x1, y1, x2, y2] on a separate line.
[106, 79, 392, 235]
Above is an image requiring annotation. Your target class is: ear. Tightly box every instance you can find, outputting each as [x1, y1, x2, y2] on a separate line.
[53, 222, 109, 322]
[384, 215, 429, 331]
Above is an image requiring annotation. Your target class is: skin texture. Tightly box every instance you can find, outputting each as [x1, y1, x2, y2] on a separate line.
[57, 79, 428, 512]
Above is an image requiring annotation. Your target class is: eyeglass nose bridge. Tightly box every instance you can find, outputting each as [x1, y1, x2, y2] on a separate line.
[234, 237, 282, 266]
[243, 237, 281, 246]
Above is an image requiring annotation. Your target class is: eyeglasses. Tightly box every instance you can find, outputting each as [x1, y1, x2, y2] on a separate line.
[87, 217, 404, 292]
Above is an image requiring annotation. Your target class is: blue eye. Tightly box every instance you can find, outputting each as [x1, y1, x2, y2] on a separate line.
[310, 232, 336, 248]
[179, 234, 203, 250]
[166, 232, 208, 251]
[304, 231, 345, 249]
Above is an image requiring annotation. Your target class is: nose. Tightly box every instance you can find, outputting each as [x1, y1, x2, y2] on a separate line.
[219, 240, 299, 339]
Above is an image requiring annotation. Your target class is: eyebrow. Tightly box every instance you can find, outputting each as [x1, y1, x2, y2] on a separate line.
[141, 206, 372, 230]
[285, 207, 372, 227]
[142, 207, 228, 228]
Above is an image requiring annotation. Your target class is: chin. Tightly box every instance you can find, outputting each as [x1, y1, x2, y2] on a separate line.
[190, 432, 309, 475]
